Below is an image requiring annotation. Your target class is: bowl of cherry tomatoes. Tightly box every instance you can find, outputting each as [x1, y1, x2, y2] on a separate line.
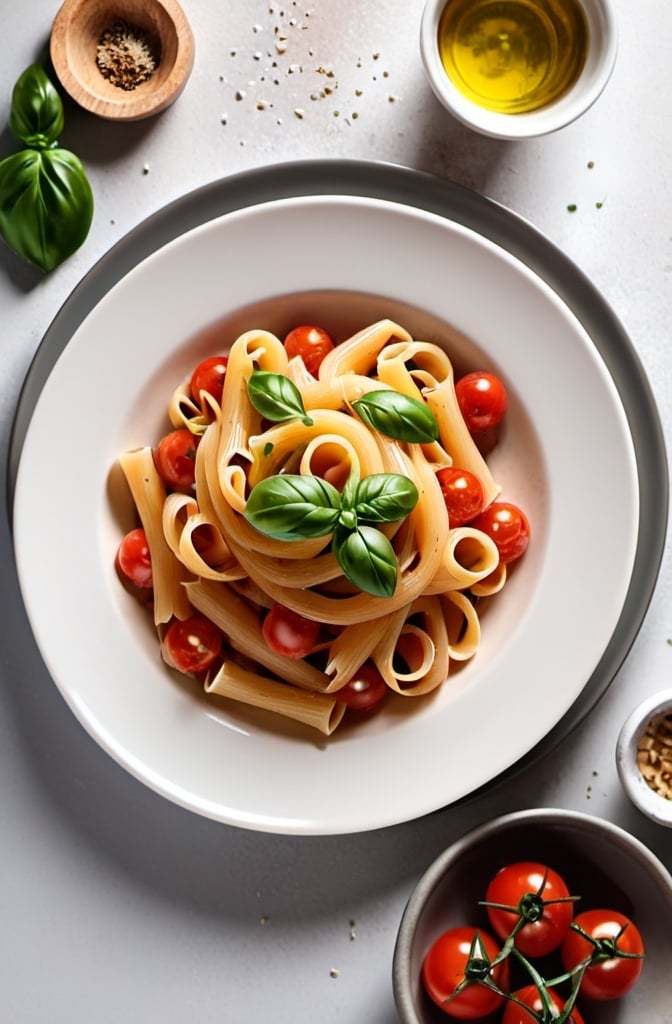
[392, 808, 672, 1023]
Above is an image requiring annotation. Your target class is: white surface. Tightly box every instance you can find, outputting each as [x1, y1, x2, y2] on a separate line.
[13, 195, 638, 833]
[1, 0, 670, 1020]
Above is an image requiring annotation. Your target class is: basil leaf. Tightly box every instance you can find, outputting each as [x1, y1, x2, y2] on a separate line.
[244, 474, 341, 539]
[247, 371, 313, 425]
[352, 390, 439, 443]
[354, 473, 419, 523]
[9, 64, 64, 149]
[333, 524, 398, 597]
[0, 148, 93, 272]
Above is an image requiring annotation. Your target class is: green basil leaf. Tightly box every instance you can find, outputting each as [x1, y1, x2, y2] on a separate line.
[340, 467, 359, 511]
[0, 148, 93, 272]
[354, 473, 419, 523]
[9, 64, 64, 149]
[244, 474, 341, 539]
[333, 524, 398, 597]
[352, 390, 439, 443]
[247, 371, 313, 425]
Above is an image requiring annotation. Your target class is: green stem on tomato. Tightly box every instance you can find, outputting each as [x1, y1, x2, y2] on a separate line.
[511, 947, 557, 1020]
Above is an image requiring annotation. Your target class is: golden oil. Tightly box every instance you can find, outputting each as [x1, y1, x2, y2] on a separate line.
[437, 0, 589, 114]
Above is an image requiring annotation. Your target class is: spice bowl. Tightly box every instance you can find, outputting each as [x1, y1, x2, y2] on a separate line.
[393, 808, 672, 1023]
[616, 689, 672, 828]
[419, 0, 618, 139]
[50, 0, 194, 121]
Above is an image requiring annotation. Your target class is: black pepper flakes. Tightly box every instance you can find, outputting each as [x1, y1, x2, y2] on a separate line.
[96, 20, 161, 91]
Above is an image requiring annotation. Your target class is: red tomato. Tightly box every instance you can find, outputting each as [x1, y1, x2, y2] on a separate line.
[485, 862, 573, 957]
[471, 502, 530, 564]
[262, 605, 320, 659]
[284, 325, 334, 376]
[561, 909, 644, 1001]
[154, 429, 199, 491]
[339, 663, 387, 712]
[190, 355, 228, 408]
[455, 371, 508, 432]
[162, 615, 222, 674]
[436, 467, 485, 526]
[116, 528, 153, 588]
[422, 926, 509, 1020]
[502, 985, 585, 1024]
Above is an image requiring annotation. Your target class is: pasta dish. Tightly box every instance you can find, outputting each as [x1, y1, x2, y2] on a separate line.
[116, 318, 529, 735]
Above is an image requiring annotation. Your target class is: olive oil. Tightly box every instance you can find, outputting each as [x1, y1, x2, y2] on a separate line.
[438, 0, 589, 114]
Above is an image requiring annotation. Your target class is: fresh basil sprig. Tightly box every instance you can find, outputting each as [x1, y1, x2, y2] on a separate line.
[10, 65, 64, 148]
[0, 65, 93, 272]
[352, 390, 439, 443]
[244, 471, 418, 597]
[247, 371, 314, 426]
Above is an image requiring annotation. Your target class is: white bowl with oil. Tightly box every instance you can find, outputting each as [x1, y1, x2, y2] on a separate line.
[420, 0, 618, 139]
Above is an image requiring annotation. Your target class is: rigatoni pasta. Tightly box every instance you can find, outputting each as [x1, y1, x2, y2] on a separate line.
[116, 318, 529, 735]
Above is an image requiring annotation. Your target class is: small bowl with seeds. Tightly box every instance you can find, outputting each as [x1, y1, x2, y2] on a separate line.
[50, 0, 194, 121]
[616, 689, 672, 828]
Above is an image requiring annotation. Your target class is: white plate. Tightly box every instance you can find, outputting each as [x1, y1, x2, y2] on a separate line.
[12, 195, 638, 834]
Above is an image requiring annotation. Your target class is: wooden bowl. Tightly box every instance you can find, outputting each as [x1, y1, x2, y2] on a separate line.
[50, 0, 195, 121]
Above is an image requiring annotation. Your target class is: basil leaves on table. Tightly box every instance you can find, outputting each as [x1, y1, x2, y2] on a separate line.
[0, 64, 93, 272]
[244, 370, 434, 597]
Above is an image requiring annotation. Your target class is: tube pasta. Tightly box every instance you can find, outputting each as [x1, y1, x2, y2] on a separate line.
[117, 318, 525, 735]
[119, 448, 193, 625]
[185, 579, 331, 693]
[205, 661, 346, 736]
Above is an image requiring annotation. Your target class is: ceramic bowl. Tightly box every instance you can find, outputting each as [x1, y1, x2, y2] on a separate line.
[50, 0, 194, 121]
[393, 808, 672, 1022]
[419, 0, 618, 139]
[616, 690, 672, 828]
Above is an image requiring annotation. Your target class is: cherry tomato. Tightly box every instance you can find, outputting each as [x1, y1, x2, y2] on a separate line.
[154, 429, 199, 491]
[502, 985, 585, 1024]
[284, 325, 334, 376]
[339, 663, 387, 712]
[422, 926, 509, 1020]
[561, 909, 644, 1001]
[116, 528, 153, 588]
[485, 862, 573, 958]
[262, 605, 320, 659]
[436, 467, 485, 527]
[471, 502, 530, 564]
[190, 355, 228, 408]
[162, 615, 222, 674]
[455, 371, 508, 432]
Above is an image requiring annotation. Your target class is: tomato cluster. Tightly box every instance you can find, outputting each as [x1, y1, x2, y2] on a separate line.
[421, 861, 644, 1022]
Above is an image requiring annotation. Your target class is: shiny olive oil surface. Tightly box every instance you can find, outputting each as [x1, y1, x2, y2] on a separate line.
[438, 0, 589, 114]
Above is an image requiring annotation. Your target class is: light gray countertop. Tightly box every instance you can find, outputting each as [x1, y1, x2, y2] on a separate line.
[1, 2, 670, 1021]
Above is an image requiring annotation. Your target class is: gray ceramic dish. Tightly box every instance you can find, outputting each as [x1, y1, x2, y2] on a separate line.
[393, 807, 672, 1023]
